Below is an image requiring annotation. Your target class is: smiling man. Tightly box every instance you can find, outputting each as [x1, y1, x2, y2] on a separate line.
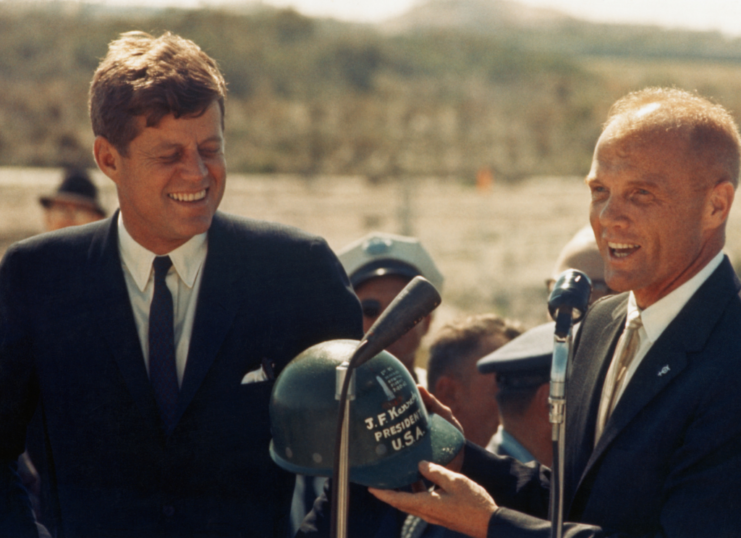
[0, 32, 361, 538]
[368, 88, 741, 538]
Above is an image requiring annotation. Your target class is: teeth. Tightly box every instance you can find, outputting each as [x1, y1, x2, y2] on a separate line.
[607, 242, 639, 258]
[169, 190, 206, 202]
[607, 242, 638, 250]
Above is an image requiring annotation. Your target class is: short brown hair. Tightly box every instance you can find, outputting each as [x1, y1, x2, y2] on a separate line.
[427, 314, 522, 392]
[604, 87, 741, 188]
[89, 31, 227, 155]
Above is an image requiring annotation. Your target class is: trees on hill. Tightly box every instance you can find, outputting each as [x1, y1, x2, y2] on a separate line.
[1, 4, 741, 180]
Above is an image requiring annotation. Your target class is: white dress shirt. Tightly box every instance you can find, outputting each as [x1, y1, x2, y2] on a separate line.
[596, 250, 724, 440]
[117, 214, 208, 386]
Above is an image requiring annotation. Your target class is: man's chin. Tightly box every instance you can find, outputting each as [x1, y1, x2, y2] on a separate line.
[603, 272, 631, 295]
[176, 215, 215, 237]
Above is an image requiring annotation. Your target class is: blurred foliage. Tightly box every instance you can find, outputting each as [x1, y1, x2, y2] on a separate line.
[1, 2, 741, 180]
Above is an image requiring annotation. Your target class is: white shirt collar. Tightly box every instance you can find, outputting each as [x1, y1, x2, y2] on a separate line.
[628, 251, 724, 343]
[117, 212, 208, 292]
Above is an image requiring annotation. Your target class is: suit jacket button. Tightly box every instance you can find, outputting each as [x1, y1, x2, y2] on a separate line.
[162, 505, 175, 517]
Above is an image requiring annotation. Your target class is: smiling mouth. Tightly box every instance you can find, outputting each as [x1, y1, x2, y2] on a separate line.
[168, 189, 207, 202]
[608, 242, 640, 258]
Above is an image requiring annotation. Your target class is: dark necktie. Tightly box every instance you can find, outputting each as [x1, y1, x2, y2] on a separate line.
[149, 256, 178, 433]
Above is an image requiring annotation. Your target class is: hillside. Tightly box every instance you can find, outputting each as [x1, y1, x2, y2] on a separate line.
[381, 0, 741, 60]
[380, 0, 574, 34]
[0, 1, 740, 180]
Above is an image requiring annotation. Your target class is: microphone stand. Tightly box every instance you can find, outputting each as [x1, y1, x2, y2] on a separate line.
[548, 309, 574, 538]
[329, 276, 441, 538]
[547, 270, 591, 538]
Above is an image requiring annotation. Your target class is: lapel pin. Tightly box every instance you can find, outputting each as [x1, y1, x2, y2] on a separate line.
[658, 365, 670, 377]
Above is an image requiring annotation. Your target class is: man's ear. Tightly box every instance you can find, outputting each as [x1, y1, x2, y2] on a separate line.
[93, 136, 123, 185]
[705, 180, 735, 230]
[535, 382, 551, 412]
[433, 375, 459, 409]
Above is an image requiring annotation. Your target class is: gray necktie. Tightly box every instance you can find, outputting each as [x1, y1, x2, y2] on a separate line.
[596, 311, 643, 440]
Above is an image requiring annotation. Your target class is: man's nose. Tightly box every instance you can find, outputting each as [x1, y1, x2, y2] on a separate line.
[596, 194, 627, 228]
[180, 149, 208, 180]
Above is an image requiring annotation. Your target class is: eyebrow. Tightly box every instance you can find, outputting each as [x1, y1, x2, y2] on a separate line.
[585, 171, 664, 186]
[628, 175, 663, 189]
[151, 136, 224, 152]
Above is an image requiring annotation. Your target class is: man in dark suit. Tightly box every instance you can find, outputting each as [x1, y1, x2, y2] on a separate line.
[370, 88, 741, 537]
[0, 31, 362, 538]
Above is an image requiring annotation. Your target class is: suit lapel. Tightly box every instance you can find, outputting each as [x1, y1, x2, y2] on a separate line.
[566, 296, 625, 510]
[588, 350, 687, 466]
[175, 214, 243, 423]
[88, 213, 163, 433]
[578, 257, 740, 490]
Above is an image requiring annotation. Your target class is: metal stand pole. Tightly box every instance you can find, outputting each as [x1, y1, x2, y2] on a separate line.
[549, 334, 570, 538]
[333, 362, 355, 538]
[546, 269, 591, 538]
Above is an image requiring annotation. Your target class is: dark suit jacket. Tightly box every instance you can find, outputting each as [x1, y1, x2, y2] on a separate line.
[461, 256, 741, 537]
[0, 211, 363, 538]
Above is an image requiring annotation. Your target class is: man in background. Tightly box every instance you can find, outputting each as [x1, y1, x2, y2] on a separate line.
[426, 314, 521, 448]
[38, 167, 106, 231]
[478, 322, 554, 467]
[547, 224, 613, 307]
[401, 314, 522, 538]
[0, 31, 361, 538]
[338, 232, 444, 386]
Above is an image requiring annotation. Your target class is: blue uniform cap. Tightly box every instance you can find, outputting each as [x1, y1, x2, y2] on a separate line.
[337, 232, 444, 292]
[477, 322, 554, 375]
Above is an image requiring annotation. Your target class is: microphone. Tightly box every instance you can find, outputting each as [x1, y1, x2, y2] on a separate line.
[352, 276, 442, 367]
[331, 276, 441, 538]
[546, 269, 591, 538]
[548, 269, 592, 338]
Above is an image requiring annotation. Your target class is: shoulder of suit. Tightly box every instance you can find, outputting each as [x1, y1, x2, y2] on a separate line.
[4, 217, 109, 262]
[589, 292, 628, 316]
[576, 291, 628, 336]
[211, 211, 330, 251]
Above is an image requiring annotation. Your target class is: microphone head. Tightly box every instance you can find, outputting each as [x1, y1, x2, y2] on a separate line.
[353, 276, 441, 367]
[547, 269, 592, 324]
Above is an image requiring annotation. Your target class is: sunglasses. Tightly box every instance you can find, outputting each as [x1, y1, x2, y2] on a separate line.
[360, 299, 382, 319]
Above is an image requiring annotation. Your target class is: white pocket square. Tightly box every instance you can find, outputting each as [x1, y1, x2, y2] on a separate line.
[241, 366, 269, 384]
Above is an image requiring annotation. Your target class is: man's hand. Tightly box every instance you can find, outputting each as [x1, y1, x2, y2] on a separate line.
[369, 461, 497, 538]
[417, 385, 464, 473]
[418, 385, 462, 433]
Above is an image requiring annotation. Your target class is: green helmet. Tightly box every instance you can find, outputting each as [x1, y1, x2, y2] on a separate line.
[269, 339, 465, 489]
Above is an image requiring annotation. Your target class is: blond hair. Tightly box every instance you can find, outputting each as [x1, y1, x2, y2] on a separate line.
[604, 87, 741, 188]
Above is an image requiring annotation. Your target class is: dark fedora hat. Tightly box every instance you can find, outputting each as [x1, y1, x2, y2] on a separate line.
[39, 168, 105, 217]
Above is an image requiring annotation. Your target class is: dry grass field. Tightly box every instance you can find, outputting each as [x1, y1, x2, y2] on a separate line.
[3, 167, 741, 362]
